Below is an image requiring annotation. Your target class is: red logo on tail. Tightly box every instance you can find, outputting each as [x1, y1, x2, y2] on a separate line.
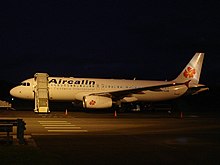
[183, 67, 196, 78]
[89, 100, 96, 106]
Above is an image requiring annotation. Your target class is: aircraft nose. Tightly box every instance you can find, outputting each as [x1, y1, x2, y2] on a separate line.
[10, 87, 20, 97]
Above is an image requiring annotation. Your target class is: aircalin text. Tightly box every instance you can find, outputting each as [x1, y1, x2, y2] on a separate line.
[48, 79, 96, 85]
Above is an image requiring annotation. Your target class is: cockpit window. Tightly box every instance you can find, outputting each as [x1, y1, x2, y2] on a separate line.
[21, 82, 30, 86]
[21, 82, 25, 86]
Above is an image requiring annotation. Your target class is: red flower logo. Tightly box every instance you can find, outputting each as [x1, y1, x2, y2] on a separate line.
[183, 67, 196, 78]
[89, 100, 96, 106]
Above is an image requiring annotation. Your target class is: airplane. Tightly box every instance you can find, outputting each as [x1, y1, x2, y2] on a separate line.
[10, 53, 208, 111]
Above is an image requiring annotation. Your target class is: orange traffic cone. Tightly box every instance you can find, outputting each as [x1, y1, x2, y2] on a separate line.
[65, 109, 68, 115]
[180, 112, 183, 119]
[114, 110, 117, 117]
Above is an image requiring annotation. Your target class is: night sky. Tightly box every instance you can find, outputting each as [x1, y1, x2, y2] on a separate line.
[1, 1, 220, 85]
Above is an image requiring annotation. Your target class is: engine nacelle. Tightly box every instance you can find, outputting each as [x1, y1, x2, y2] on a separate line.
[83, 95, 112, 109]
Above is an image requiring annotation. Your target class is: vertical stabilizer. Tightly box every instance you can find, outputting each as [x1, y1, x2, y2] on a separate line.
[174, 53, 204, 85]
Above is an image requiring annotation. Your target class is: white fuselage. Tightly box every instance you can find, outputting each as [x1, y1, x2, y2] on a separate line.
[10, 77, 188, 102]
[9, 53, 207, 111]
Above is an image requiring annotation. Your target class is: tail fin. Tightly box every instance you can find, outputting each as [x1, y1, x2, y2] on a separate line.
[174, 53, 204, 85]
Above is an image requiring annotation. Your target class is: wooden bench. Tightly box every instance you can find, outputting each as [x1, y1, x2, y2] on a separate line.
[0, 124, 13, 142]
[0, 119, 26, 144]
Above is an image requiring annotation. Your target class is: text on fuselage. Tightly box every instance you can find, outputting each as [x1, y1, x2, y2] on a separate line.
[48, 79, 96, 85]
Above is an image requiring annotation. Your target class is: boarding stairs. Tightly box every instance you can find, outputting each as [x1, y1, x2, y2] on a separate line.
[34, 73, 50, 113]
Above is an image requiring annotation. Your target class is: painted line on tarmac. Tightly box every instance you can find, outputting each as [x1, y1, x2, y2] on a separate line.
[38, 120, 88, 133]
[48, 130, 88, 132]
[42, 124, 76, 127]
[45, 127, 81, 129]
[38, 121, 69, 123]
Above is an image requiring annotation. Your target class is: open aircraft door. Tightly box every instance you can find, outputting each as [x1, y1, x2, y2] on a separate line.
[34, 73, 50, 113]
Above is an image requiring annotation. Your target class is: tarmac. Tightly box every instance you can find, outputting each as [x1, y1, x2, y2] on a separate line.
[0, 109, 220, 165]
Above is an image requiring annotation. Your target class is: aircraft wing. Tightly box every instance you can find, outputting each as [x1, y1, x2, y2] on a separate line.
[89, 82, 187, 100]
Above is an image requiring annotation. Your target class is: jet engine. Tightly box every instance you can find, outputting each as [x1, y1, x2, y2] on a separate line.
[83, 95, 112, 109]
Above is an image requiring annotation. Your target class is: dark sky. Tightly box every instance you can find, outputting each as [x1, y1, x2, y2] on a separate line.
[1, 1, 220, 84]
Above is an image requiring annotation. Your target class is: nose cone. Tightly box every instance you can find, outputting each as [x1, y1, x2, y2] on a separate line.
[10, 87, 20, 98]
[10, 86, 34, 99]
